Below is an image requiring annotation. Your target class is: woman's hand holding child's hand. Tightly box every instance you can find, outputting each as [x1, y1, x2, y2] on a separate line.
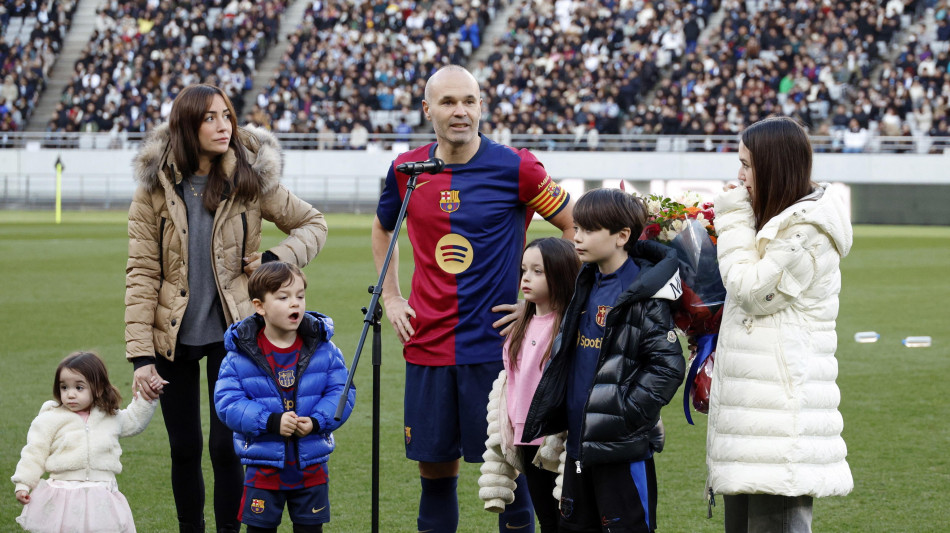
[133, 364, 168, 401]
[279, 412, 298, 437]
[294, 416, 314, 437]
[15, 490, 29, 505]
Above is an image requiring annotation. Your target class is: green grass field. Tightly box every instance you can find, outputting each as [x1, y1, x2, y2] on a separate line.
[1, 211, 947, 532]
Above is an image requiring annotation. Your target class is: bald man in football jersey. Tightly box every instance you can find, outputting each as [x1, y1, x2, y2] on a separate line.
[371, 65, 574, 532]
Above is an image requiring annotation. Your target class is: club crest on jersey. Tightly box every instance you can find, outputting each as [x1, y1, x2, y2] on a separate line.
[439, 190, 461, 213]
[251, 498, 266, 514]
[546, 181, 562, 199]
[405, 426, 412, 445]
[277, 369, 295, 388]
[595, 305, 611, 327]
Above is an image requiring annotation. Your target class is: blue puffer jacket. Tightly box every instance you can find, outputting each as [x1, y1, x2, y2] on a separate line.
[214, 311, 356, 469]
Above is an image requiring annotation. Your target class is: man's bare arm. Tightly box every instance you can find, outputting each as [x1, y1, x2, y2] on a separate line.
[371, 216, 415, 343]
[549, 197, 576, 240]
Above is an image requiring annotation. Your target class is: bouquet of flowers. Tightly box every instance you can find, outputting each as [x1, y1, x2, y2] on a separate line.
[638, 191, 724, 425]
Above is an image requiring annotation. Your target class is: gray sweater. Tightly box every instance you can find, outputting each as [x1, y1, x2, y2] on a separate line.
[178, 174, 227, 346]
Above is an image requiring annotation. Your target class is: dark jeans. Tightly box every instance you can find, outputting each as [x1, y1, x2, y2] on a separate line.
[723, 494, 814, 533]
[156, 342, 244, 529]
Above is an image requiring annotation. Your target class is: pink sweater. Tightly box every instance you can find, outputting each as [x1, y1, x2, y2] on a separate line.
[503, 312, 556, 446]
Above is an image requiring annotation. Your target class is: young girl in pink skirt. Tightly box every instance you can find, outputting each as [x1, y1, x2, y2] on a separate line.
[12, 351, 158, 532]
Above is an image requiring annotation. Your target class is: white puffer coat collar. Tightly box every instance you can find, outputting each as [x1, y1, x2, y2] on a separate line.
[755, 183, 852, 258]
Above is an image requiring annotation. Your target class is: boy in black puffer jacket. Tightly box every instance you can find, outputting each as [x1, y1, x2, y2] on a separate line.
[523, 188, 686, 532]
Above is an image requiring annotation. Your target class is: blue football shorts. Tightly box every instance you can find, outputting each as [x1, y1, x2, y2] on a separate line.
[404, 360, 503, 463]
[238, 483, 330, 527]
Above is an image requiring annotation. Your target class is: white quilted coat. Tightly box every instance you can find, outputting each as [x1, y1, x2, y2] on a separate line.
[478, 370, 565, 512]
[706, 183, 854, 498]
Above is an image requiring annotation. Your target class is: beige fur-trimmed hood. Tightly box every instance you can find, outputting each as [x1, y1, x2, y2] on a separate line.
[132, 123, 283, 194]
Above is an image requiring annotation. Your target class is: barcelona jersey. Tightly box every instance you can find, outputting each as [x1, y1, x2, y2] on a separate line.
[244, 332, 327, 490]
[377, 135, 570, 366]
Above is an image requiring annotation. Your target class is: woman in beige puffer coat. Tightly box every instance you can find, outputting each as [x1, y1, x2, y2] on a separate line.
[124, 84, 326, 532]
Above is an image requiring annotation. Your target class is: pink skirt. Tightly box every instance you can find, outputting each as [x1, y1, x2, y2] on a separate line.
[16, 479, 136, 533]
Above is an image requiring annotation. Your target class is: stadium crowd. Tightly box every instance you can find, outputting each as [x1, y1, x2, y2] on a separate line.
[645, 0, 950, 153]
[7, 0, 950, 154]
[476, 0, 717, 150]
[243, 0, 499, 148]
[1, 0, 76, 132]
[44, 0, 286, 136]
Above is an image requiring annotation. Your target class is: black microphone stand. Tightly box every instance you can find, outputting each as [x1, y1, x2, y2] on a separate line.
[335, 165, 428, 533]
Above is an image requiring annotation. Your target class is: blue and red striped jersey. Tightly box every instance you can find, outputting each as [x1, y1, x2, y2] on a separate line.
[377, 135, 569, 366]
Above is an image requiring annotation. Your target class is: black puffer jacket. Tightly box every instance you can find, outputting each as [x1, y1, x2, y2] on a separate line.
[522, 240, 686, 466]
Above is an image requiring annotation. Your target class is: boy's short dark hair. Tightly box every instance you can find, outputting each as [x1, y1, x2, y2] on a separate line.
[248, 261, 307, 301]
[573, 188, 646, 254]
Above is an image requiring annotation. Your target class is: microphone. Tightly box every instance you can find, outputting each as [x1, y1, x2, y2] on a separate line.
[396, 158, 445, 175]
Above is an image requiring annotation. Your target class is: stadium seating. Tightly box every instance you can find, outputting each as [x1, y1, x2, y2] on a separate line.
[479, 0, 950, 153]
[479, 0, 713, 147]
[644, 0, 950, 152]
[16, 0, 950, 154]
[1, 0, 76, 132]
[244, 0, 497, 146]
[45, 0, 286, 134]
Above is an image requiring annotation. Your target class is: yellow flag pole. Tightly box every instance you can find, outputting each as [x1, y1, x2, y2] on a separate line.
[55, 156, 63, 224]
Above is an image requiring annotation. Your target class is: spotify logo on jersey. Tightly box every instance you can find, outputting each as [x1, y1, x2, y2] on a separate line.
[435, 233, 474, 274]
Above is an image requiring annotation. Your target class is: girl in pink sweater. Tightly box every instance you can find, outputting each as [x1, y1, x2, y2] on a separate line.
[486, 237, 579, 532]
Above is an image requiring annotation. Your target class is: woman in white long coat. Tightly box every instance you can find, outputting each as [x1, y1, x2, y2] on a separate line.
[708, 116, 853, 533]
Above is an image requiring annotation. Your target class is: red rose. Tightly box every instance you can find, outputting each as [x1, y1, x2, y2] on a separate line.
[641, 223, 661, 240]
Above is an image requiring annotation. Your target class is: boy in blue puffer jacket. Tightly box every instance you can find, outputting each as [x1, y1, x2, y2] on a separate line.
[214, 261, 355, 533]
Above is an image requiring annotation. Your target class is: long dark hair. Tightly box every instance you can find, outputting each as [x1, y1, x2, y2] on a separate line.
[53, 351, 121, 414]
[741, 116, 814, 231]
[508, 238, 580, 370]
[168, 84, 259, 211]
